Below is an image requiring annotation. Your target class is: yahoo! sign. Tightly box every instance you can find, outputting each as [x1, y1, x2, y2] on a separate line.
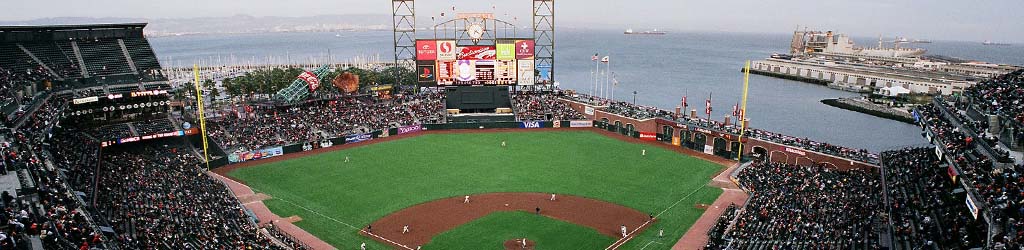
[397, 124, 423, 135]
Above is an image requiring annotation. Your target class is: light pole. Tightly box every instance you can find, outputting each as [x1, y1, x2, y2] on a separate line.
[632, 91, 637, 105]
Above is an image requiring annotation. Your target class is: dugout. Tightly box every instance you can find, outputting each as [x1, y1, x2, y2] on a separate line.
[445, 86, 515, 122]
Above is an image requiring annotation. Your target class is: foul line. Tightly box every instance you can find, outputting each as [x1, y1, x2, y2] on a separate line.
[605, 182, 709, 250]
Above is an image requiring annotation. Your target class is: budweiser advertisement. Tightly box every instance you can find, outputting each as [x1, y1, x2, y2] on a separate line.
[416, 40, 437, 60]
[436, 40, 456, 60]
[458, 46, 497, 60]
[515, 40, 534, 59]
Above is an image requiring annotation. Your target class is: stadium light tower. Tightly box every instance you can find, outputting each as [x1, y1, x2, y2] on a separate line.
[392, 0, 416, 88]
[533, 0, 554, 83]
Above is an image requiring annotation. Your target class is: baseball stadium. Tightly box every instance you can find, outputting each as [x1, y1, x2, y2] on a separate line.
[2, 1, 1023, 250]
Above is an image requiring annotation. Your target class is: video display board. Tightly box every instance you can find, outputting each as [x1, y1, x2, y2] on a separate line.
[415, 39, 535, 86]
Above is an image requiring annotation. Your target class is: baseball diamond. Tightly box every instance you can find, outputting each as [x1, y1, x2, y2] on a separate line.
[224, 130, 726, 249]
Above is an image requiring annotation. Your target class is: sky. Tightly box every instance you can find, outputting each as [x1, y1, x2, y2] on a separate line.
[2, 0, 1022, 42]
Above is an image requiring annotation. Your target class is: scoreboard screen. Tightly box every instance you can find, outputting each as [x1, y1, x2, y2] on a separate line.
[416, 39, 535, 86]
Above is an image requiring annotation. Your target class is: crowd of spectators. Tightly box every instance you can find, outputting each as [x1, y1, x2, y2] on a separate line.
[881, 148, 988, 249]
[917, 103, 1024, 248]
[208, 92, 446, 152]
[723, 162, 882, 249]
[567, 93, 880, 163]
[511, 90, 586, 121]
[703, 204, 737, 249]
[0, 66, 50, 104]
[966, 69, 1024, 129]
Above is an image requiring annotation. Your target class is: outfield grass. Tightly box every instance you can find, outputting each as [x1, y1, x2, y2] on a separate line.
[228, 130, 723, 249]
[425, 211, 614, 249]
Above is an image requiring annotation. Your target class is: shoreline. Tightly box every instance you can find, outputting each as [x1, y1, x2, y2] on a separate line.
[821, 98, 916, 124]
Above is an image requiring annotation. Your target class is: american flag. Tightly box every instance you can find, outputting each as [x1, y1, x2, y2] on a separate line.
[732, 102, 739, 117]
[592, 53, 599, 61]
[705, 98, 712, 115]
[681, 96, 687, 108]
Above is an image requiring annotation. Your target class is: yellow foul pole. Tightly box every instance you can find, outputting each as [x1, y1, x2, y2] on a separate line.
[736, 60, 751, 161]
[193, 64, 210, 170]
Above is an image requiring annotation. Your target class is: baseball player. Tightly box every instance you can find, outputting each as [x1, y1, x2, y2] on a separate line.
[360, 242, 366, 250]
[642, 149, 646, 156]
[366, 224, 372, 233]
[621, 225, 628, 238]
[345, 156, 350, 162]
[464, 195, 470, 203]
[658, 229, 664, 238]
[522, 238, 527, 248]
[550, 193, 556, 201]
[501, 140, 507, 147]
[403, 225, 410, 234]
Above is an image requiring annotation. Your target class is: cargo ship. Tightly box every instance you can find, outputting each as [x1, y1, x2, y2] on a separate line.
[624, 28, 665, 35]
[982, 40, 1011, 46]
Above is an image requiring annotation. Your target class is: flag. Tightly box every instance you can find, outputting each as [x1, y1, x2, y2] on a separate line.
[681, 96, 687, 108]
[613, 76, 619, 86]
[592, 53, 599, 61]
[601, 56, 609, 63]
[705, 98, 712, 115]
[732, 102, 739, 117]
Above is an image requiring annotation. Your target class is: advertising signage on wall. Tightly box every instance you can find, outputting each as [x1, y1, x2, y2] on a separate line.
[437, 60, 455, 85]
[436, 40, 456, 60]
[517, 59, 535, 85]
[496, 40, 515, 60]
[416, 40, 437, 61]
[515, 40, 535, 59]
[458, 46, 497, 60]
[417, 61, 436, 83]
[415, 39, 538, 86]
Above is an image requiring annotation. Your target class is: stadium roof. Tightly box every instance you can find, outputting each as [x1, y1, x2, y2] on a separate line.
[0, 23, 148, 32]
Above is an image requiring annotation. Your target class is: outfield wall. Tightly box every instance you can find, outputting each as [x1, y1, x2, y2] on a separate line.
[562, 99, 877, 170]
[208, 99, 875, 171]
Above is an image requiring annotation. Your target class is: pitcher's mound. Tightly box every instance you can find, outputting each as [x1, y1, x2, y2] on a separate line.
[503, 238, 535, 249]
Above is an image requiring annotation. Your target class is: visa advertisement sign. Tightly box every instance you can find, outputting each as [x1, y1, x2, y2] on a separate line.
[520, 121, 542, 128]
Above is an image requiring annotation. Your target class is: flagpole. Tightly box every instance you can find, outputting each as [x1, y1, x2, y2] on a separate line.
[605, 54, 611, 100]
[736, 60, 751, 161]
[707, 91, 712, 121]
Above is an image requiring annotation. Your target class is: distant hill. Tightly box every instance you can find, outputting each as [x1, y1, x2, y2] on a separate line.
[0, 15, 392, 36]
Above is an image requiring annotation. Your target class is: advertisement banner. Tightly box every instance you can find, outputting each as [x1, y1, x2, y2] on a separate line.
[517, 59, 535, 86]
[672, 136, 681, 146]
[966, 194, 979, 220]
[584, 106, 595, 115]
[417, 61, 436, 83]
[297, 71, 320, 91]
[416, 40, 437, 60]
[520, 121, 542, 128]
[455, 60, 476, 82]
[495, 60, 517, 85]
[397, 124, 423, 135]
[458, 46, 496, 60]
[229, 146, 283, 163]
[474, 60, 496, 83]
[436, 40, 456, 60]
[537, 64, 551, 83]
[345, 133, 373, 144]
[703, 145, 714, 155]
[496, 40, 516, 60]
[515, 40, 534, 59]
[639, 132, 657, 141]
[437, 60, 455, 85]
[553, 121, 561, 128]
[569, 120, 593, 128]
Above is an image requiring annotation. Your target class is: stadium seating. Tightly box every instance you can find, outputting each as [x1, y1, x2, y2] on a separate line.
[512, 90, 586, 121]
[720, 161, 882, 249]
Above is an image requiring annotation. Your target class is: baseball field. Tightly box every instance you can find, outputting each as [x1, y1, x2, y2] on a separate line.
[227, 130, 724, 249]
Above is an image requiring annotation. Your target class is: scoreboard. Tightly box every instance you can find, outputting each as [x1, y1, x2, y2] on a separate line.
[416, 39, 535, 86]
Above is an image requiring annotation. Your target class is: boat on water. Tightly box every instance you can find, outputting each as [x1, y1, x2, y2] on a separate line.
[624, 28, 666, 35]
[911, 39, 932, 44]
[790, 29, 926, 57]
[982, 40, 1011, 46]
